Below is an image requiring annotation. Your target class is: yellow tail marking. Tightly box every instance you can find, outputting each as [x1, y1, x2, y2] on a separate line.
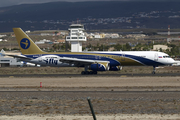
[13, 28, 45, 55]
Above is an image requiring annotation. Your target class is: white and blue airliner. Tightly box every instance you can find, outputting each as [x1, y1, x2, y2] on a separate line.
[7, 28, 175, 74]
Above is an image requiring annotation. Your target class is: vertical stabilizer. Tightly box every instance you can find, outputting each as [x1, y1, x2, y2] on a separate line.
[13, 28, 45, 55]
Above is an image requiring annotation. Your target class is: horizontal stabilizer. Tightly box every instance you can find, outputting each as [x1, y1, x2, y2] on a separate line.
[4, 54, 32, 60]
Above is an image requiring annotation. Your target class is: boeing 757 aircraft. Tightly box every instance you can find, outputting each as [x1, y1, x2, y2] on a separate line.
[8, 28, 175, 74]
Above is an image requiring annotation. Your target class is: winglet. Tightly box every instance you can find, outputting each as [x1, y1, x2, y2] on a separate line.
[13, 28, 45, 55]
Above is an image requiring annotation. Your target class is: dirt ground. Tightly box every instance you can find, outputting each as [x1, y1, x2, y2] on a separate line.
[0, 76, 180, 120]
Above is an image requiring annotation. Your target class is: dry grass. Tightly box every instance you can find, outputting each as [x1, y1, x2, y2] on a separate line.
[0, 66, 179, 75]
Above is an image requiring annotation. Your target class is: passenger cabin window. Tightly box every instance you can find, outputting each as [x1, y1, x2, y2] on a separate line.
[1, 60, 10, 62]
[163, 56, 170, 58]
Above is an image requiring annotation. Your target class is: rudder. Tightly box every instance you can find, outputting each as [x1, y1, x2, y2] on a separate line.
[13, 28, 45, 55]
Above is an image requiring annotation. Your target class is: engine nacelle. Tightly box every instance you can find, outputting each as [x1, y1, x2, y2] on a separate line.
[90, 63, 109, 71]
[109, 66, 122, 71]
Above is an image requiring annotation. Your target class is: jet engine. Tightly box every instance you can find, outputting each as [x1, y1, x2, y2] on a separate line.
[89, 62, 109, 71]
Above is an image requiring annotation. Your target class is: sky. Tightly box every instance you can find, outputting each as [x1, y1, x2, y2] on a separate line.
[0, 0, 179, 8]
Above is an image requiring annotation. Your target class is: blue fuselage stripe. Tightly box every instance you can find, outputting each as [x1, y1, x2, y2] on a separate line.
[24, 53, 165, 66]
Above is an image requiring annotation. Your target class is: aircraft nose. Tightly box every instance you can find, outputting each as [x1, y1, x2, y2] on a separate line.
[169, 58, 175, 64]
[166, 58, 174, 64]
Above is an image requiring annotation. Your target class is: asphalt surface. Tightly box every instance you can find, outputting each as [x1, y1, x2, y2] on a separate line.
[1, 90, 180, 93]
[0, 73, 180, 77]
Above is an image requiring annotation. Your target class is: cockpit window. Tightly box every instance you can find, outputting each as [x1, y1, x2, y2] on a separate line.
[163, 56, 170, 58]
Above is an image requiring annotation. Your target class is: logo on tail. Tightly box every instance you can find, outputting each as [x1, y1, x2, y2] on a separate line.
[20, 38, 30, 49]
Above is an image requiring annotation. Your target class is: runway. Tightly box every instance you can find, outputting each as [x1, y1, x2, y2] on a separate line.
[0, 91, 180, 93]
[0, 73, 180, 119]
[0, 72, 180, 77]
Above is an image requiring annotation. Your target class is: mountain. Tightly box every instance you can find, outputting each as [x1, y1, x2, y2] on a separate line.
[0, 1, 180, 32]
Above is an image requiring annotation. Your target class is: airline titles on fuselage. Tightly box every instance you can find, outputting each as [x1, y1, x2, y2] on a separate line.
[43, 58, 58, 65]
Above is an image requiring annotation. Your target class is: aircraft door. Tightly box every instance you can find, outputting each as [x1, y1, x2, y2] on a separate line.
[121, 53, 125, 61]
[38, 55, 42, 62]
[154, 53, 158, 61]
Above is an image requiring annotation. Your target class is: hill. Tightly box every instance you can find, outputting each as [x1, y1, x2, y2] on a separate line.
[0, 1, 180, 32]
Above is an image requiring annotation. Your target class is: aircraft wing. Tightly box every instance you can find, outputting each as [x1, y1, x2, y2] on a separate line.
[60, 57, 109, 66]
[3, 54, 32, 60]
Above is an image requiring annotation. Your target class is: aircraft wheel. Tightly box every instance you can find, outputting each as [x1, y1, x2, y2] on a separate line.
[85, 71, 89, 75]
[152, 71, 156, 74]
[81, 71, 85, 75]
[81, 71, 97, 75]
[89, 71, 94, 74]
[81, 71, 90, 75]
[93, 71, 97, 74]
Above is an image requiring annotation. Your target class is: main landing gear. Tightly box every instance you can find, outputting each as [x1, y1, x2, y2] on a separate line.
[81, 65, 97, 75]
[81, 71, 97, 75]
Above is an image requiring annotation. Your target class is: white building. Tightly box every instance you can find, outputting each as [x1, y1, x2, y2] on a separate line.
[0, 39, 7, 42]
[126, 34, 146, 39]
[0, 34, 6, 38]
[35, 39, 51, 44]
[66, 24, 86, 52]
[153, 45, 171, 51]
[104, 33, 111, 38]
[94, 34, 102, 39]
[25, 30, 31, 33]
[111, 33, 119, 38]
[0, 50, 22, 67]
[41, 33, 51, 36]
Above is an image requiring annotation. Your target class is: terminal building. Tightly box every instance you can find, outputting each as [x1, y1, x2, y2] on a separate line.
[0, 50, 22, 67]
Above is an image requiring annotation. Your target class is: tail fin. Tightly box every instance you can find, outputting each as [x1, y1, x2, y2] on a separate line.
[13, 28, 45, 55]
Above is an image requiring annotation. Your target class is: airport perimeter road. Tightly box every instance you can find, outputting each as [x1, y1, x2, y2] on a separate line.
[0, 73, 180, 77]
[0, 76, 180, 88]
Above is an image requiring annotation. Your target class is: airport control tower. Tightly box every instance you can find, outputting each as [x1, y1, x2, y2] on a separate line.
[66, 24, 86, 52]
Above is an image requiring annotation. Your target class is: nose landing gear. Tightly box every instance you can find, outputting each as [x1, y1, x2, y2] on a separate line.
[152, 66, 156, 74]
